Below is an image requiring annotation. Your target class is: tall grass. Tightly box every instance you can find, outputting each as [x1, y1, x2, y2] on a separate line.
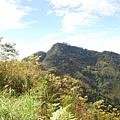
[0, 93, 40, 120]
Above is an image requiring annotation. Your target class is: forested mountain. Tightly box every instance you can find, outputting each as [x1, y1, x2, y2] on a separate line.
[26, 43, 120, 99]
[0, 39, 120, 119]
[23, 51, 46, 62]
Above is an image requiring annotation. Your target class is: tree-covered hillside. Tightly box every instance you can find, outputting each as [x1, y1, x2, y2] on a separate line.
[0, 39, 119, 120]
[29, 43, 120, 100]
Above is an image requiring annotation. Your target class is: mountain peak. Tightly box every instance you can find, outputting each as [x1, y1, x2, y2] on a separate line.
[23, 43, 120, 98]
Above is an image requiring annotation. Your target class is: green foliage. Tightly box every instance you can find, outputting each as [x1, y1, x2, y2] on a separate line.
[0, 41, 120, 120]
[0, 59, 40, 94]
[50, 105, 77, 120]
[39, 43, 120, 99]
[23, 51, 46, 62]
[0, 38, 18, 61]
[0, 73, 120, 120]
[61, 95, 73, 106]
[0, 38, 42, 94]
[0, 60, 26, 93]
[0, 93, 39, 120]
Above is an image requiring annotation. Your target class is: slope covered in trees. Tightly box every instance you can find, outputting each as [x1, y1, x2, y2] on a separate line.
[0, 39, 119, 120]
[30, 43, 120, 99]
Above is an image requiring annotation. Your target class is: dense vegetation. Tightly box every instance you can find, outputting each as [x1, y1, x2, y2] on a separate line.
[0, 39, 120, 120]
[37, 43, 120, 99]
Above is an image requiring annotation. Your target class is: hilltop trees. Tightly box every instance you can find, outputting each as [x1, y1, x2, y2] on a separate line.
[0, 37, 18, 61]
[0, 38, 40, 94]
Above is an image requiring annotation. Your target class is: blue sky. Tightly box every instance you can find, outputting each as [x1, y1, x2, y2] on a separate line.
[0, 0, 120, 59]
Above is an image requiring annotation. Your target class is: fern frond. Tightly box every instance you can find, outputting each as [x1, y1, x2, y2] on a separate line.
[50, 104, 77, 120]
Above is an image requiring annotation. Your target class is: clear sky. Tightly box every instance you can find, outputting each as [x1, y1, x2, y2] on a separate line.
[0, 0, 120, 59]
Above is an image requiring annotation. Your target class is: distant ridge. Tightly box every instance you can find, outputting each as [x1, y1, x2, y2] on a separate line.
[23, 51, 46, 62]
[23, 42, 120, 99]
